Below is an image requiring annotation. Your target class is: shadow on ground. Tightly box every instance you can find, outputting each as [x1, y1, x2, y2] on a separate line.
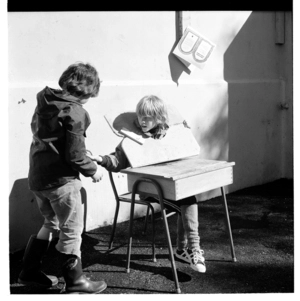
[9, 179, 294, 294]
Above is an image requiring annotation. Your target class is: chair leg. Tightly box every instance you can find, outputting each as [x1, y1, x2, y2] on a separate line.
[159, 203, 181, 294]
[143, 206, 150, 235]
[149, 205, 156, 262]
[108, 202, 120, 250]
[220, 187, 237, 262]
[126, 193, 136, 273]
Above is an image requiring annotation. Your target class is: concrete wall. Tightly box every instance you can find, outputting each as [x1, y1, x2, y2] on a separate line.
[8, 11, 293, 252]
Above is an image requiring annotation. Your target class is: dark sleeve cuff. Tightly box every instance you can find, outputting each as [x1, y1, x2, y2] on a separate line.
[98, 155, 108, 166]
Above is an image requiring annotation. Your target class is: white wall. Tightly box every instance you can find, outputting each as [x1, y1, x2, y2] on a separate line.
[8, 11, 293, 252]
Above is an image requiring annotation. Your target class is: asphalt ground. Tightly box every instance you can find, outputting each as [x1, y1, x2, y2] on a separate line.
[9, 179, 294, 295]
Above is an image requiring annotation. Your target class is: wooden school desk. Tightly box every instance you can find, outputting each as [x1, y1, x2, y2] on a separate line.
[120, 155, 236, 294]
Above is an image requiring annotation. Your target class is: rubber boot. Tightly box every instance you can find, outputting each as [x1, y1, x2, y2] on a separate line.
[61, 254, 107, 294]
[18, 235, 58, 287]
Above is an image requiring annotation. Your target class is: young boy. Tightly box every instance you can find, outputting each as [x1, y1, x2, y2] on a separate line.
[18, 62, 107, 294]
[88, 95, 206, 273]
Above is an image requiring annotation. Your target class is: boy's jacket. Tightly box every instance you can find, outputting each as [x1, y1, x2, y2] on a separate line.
[28, 86, 97, 190]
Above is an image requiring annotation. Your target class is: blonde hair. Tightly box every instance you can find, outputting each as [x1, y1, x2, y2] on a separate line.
[136, 95, 168, 125]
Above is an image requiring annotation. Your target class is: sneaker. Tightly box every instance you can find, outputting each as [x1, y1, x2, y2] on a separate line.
[175, 248, 190, 263]
[175, 248, 206, 273]
[188, 248, 206, 273]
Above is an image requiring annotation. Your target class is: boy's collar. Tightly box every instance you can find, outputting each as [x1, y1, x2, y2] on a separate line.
[46, 86, 83, 105]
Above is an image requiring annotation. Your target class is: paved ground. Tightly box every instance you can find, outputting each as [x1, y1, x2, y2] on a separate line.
[9, 179, 294, 294]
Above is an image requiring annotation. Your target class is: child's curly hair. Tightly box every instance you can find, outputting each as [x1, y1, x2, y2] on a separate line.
[136, 95, 169, 125]
[58, 62, 101, 99]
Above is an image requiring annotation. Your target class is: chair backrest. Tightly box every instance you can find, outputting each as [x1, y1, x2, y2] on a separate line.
[108, 170, 119, 202]
[107, 152, 131, 202]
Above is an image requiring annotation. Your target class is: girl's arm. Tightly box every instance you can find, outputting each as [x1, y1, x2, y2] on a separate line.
[87, 143, 130, 173]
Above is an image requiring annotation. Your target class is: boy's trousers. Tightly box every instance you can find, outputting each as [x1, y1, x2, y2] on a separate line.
[32, 178, 83, 258]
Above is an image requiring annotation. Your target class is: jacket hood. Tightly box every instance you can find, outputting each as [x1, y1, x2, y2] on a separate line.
[36, 86, 81, 119]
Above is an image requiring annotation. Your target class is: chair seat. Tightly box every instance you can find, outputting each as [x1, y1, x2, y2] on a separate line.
[119, 193, 181, 214]
[119, 193, 159, 203]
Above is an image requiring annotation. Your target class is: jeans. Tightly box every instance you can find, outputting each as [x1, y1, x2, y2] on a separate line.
[32, 179, 83, 258]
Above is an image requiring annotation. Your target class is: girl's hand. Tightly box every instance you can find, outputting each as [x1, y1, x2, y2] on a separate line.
[87, 153, 97, 161]
[86, 150, 102, 163]
[86, 150, 96, 160]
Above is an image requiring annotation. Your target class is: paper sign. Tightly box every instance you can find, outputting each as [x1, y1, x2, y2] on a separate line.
[173, 26, 216, 70]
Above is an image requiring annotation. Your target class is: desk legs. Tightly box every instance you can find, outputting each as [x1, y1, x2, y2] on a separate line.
[221, 187, 237, 262]
[126, 178, 181, 294]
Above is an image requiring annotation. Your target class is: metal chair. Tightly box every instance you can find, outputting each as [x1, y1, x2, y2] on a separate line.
[107, 170, 159, 261]
[126, 177, 182, 293]
[107, 170, 180, 262]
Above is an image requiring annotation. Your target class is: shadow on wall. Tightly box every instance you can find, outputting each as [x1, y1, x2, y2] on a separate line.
[193, 98, 229, 201]
[9, 178, 88, 253]
[168, 12, 192, 85]
[199, 97, 229, 162]
[224, 12, 257, 191]
[224, 12, 264, 82]
[224, 12, 285, 190]
[224, 12, 258, 191]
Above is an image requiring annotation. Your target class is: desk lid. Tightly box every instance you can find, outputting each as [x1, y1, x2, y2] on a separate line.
[122, 124, 200, 168]
[121, 155, 235, 180]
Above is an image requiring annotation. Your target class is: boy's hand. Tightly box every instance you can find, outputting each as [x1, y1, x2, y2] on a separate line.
[91, 169, 103, 183]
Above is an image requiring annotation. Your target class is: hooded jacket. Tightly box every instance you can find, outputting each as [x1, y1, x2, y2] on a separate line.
[28, 86, 97, 190]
